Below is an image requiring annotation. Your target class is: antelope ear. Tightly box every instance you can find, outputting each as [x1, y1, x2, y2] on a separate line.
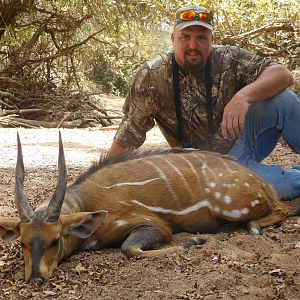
[0, 217, 21, 242]
[61, 210, 108, 238]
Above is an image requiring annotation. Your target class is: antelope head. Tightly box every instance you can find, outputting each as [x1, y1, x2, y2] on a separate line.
[0, 132, 107, 284]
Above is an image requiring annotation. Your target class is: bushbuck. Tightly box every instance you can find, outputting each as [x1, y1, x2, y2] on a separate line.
[0, 132, 298, 284]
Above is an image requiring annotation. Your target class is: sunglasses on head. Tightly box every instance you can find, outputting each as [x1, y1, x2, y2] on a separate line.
[179, 10, 213, 25]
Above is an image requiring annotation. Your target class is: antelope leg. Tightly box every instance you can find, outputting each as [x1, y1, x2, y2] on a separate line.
[121, 225, 205, 258]
[247, 206, 289, 235]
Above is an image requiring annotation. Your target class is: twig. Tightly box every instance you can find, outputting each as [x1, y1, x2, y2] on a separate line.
[0, 117, 93, 128]
[0, 90, 20, 101]
[222, 9, 234, 35]
[56, 112, 72, 128]
[96, 115, 122, 120]
[221, 23, 293, 43]
[70, 51, 81, 90]
[1, 108, 48, 116]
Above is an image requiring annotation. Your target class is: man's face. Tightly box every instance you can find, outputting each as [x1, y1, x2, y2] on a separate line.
[172, 25, 213, 74]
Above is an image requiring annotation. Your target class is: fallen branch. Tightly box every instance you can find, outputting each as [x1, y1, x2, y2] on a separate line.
[96, 115, 122, 120]
[0, 90, 20, 101]
[56, 112, 72, 128]
[0, 108, 48, 116]
[0, 117, 94, 128]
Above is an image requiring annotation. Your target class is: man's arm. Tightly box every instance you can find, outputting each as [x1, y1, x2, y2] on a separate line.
[221, 64, 293, 139]
[108, 62, 157, 156]
[109, 141, 132, 156]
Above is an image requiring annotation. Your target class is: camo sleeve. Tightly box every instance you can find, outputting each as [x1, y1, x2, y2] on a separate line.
[233, 47, 279, 86]
[113, 63, 156, 149]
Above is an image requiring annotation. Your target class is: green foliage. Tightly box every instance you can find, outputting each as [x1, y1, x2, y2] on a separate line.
[0, 0, 299, 96]
[84, 49, 132, 95]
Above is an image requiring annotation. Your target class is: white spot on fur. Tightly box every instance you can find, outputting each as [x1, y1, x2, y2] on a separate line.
[235, 179, 239, 182]
[224, 195, 232, 205]
[204, 188, 210, 193]
[244, 183, 250, 187]
[251, 200, 260, 207]
[214, 192, 221, 199]
[212, 206, 221, 213]
[115, 220, 128, 227]
[241, 208, 250, 214]
[223, 210, 241, 218]
[249, 173, 254, 177]
[223, 207, 250, 219]
[219, 173, 223, 177]
[222, 183, 232, 188]
[209, 182, 216, 188]
[192, 154, 217, 182]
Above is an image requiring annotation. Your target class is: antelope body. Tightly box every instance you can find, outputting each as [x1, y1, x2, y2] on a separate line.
[0, 133, 297, 284]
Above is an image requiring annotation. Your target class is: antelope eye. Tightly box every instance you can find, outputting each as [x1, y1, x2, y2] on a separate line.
[50, 239, 60, 248]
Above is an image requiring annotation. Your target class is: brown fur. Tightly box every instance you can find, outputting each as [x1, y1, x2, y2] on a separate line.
[0, 147, 296, 283]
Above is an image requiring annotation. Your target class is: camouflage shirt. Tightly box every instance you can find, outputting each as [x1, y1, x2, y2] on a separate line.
[114, 45, 277, 154]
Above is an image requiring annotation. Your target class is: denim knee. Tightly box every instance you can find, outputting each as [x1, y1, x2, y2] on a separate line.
[245, 90, 300, 154]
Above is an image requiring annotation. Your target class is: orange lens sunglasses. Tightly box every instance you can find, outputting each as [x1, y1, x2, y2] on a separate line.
[179, 10, 213, 24]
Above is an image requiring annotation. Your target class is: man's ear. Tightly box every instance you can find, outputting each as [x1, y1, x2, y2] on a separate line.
[0, 217, 21, 242]
[171, 32, 175, 43]
[61, 210, 108, 238]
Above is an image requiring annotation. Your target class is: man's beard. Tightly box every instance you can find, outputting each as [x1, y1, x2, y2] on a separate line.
[183, 61, 206, 75]
[183, 51, 206, 75]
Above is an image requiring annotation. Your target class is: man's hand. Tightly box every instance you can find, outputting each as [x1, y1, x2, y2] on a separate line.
[221, 64, 293, 140]
[221, 93, 250, 139]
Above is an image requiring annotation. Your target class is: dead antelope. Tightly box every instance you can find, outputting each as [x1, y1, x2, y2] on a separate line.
[0, 133, 298, 284]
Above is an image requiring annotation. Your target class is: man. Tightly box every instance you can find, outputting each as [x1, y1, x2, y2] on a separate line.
[109, 5, 300, 200]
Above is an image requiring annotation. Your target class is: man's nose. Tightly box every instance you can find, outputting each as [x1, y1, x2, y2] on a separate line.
[188, 37, 198, 49]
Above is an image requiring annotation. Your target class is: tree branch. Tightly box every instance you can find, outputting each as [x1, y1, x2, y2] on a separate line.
[221, 23, 294, 43]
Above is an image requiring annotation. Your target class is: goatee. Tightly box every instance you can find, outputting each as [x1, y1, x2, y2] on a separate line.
[183, 61, 206, 76]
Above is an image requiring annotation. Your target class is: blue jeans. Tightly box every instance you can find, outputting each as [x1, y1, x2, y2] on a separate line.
[228, 90, 300, 200]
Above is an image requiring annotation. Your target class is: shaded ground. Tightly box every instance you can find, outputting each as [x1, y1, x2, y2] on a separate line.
[0, 97, 300, 299]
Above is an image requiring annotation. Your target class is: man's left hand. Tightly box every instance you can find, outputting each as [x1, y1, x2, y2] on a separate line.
[221, 93, 250, 139]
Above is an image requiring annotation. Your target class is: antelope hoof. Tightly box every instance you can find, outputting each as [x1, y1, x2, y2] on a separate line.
[182, 236, 206, 249]
[247, 222, 263, 235]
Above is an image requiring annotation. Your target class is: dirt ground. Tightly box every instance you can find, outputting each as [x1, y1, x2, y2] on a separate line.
[0, 97, 300, 299]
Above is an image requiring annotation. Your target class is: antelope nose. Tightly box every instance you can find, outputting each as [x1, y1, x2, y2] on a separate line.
[31, 276, 45, 285]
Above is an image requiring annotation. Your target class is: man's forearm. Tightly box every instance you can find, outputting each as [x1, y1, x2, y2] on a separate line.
[221, 64, 293, 139]
[109, 141, 128, 156]
[236, 64, 293, 104]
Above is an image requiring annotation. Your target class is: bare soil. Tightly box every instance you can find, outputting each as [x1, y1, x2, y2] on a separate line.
[0, 96, 299, 300]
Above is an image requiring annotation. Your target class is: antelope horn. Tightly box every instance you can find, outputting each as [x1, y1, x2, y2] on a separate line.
[46, 131, 67, 222]
[15, 132, 35, 223]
